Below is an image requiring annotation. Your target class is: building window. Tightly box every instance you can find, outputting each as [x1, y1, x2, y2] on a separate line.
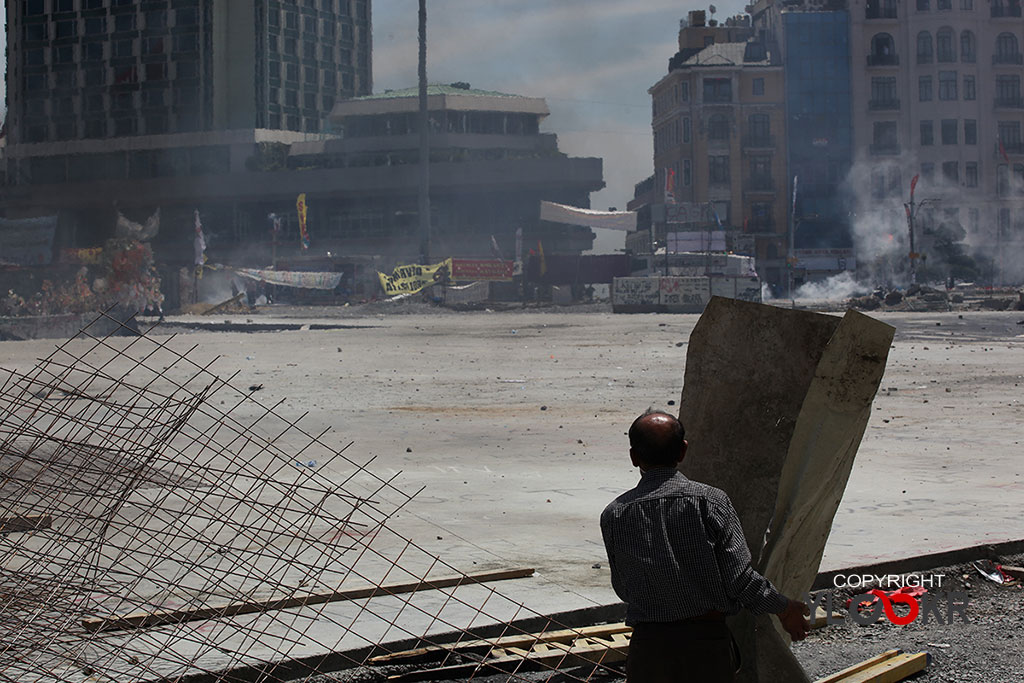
[703, 78, 732, 103]
[305, 66, 317, 85]
[871, 76, 898, 107]
[54, 45, 74, 64]
[114, 13, 135, 32]
[707, 114, 730, 140]
[996, 75, 1022, 106]
[176, 8, 198, 25]
[286, 63, 299, 81]
[872, 121, 899, 153]
[917, 0, 929, 8]
[681, 117, 691, 143]
[145, 63, 166, 81]
[962, 119, 976, 145]
[921, 162, 935, 183]
[175, 34, 198, 52]
[999, 121, 1022, 150]
[304, 92, 316, 110]
[681, 83, 689, 102]
[113, 40, 133, 58]
[937, 0, 951, 8]
[996, 33, 1021, 63]
[178, 61, 198, 79]
[748, 113, 770, 144]
[936, 27, 955, 61]
[919, 75, 933, 101]
[286, 11, 298, 28]
[752, 78, 764, 96]
[304, 41, 316, 58]
[709, 156, 730, 184]
[146, 9, 166, 29]
[965, 162, 978, 187]
[963, 75, 976, 100]
[749, 155, 772, 188]
[682, 159, 691, 186]
[866, 0, 898, 18]
[54, 20, 74, 39]
[960, 30, 975, 62]
[938, 71, 957, 100]
[84, 17, 105, 34]
[285, 37, 297, 55]
[921, 120, 934, 145]
[941, 161, 958, 182]
[917, 31, 933, 63]
[961, 0, 973, 7]
[868, 33, 897, 65]
[142, 90, 164, 107]
[941, 119, 958, 144]
[304, 15, 315, 32]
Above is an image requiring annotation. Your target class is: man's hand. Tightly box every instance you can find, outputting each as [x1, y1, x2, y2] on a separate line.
[778, 598, 810, 641]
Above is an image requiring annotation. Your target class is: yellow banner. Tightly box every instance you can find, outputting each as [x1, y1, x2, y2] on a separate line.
[378, 258, 452, 296]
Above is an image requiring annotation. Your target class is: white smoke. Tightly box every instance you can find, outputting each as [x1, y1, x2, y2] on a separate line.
[793, 271, 869, 301]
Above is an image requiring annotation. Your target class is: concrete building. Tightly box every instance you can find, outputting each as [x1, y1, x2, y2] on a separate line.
[5, 0, 370, 143]
[847, 0, 1023, 281]
[638, 11, 789, 287]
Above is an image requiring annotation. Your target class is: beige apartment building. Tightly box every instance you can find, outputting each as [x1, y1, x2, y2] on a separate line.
[643, 12, 789, 283]
[850, 0, 1024, 280]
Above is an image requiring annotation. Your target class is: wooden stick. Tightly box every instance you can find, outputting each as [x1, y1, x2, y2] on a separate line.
[0, 515, 52, 534]
[82, 567, 534, 632]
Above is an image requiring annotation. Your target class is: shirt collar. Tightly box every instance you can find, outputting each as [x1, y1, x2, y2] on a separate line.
[640, 467, 680, 480]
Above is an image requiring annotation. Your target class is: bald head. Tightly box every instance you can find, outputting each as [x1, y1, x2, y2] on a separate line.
[628, 411, 686, 468]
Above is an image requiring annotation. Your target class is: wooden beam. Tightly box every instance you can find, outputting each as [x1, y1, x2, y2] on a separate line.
[814, 651, 930, 683]
[82, 567, 534, 632]
[369, 622, 631, 664]
[0, 515, 52, 534]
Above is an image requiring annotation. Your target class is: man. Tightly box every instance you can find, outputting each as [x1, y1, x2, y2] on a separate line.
[600, 411, 809, 682]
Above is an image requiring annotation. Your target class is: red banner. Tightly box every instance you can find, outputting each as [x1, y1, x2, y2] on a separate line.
[451, 259, 514, 281]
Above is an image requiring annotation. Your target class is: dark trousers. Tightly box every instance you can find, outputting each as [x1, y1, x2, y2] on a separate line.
[626, 620, 738, 683]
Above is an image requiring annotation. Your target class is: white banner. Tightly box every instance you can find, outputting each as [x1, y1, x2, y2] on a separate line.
[540, 201, 637, 231]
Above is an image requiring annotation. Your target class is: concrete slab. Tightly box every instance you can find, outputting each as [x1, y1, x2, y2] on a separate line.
[1, 308, 1022, 677]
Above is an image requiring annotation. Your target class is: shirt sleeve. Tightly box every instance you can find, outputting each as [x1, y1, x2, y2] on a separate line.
[599, 507, 630, 604]
[708, 496, 789, 615]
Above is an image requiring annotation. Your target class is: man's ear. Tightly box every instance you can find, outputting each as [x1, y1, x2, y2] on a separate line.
[629, 447, 641, 469]
[677, 439, 688, 465]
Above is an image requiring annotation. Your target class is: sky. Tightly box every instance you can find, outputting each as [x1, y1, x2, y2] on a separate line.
[373, 0, 747, 213]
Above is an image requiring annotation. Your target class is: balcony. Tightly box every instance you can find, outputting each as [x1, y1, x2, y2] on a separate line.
[745, 174, 776, 192]
[866, 54, 899, 67]
[868, 98, 900, 111]
[995, 140, 1024, 156]
[870, 143, 901, 155]
[993, 53, 1024, 65]
[991, 3, 1022, 16]
[995, 96, 1024, 108]
[742, 134, 776, 149]
[865, 6, 898, 18]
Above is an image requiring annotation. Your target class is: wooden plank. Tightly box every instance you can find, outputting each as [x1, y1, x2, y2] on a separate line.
[385, 636, 630, 682]
[814, 651, 903, 683]
[369, 622, 631, 664]
[201, 292, 245, 316]
[0, 515, 52, 534]
[840, 652, 930, 683]
[82, 567, 534, 632]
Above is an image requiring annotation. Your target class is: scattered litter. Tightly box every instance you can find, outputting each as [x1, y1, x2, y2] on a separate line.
[675, 342, 684, 347]
[497, 379, 527, 383]
[927, 643, 951, 649]
[591, 563, 601, 569]
[540, 405, 547, 411]
[247, 384, 264, 392]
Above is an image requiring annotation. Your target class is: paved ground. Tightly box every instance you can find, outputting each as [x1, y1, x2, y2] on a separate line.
[3, 303, 1022, 678]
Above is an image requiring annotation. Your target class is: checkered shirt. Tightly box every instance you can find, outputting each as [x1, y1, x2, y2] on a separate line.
[600, 467, 788, 625]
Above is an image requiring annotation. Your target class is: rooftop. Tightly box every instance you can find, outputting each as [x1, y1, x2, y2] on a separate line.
[332, 83, 550, 120]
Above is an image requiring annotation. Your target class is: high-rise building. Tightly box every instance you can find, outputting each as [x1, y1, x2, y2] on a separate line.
[5, 0, 371, 144]
[637, 11, 789, 287]
[849, 0, 1024, 282]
